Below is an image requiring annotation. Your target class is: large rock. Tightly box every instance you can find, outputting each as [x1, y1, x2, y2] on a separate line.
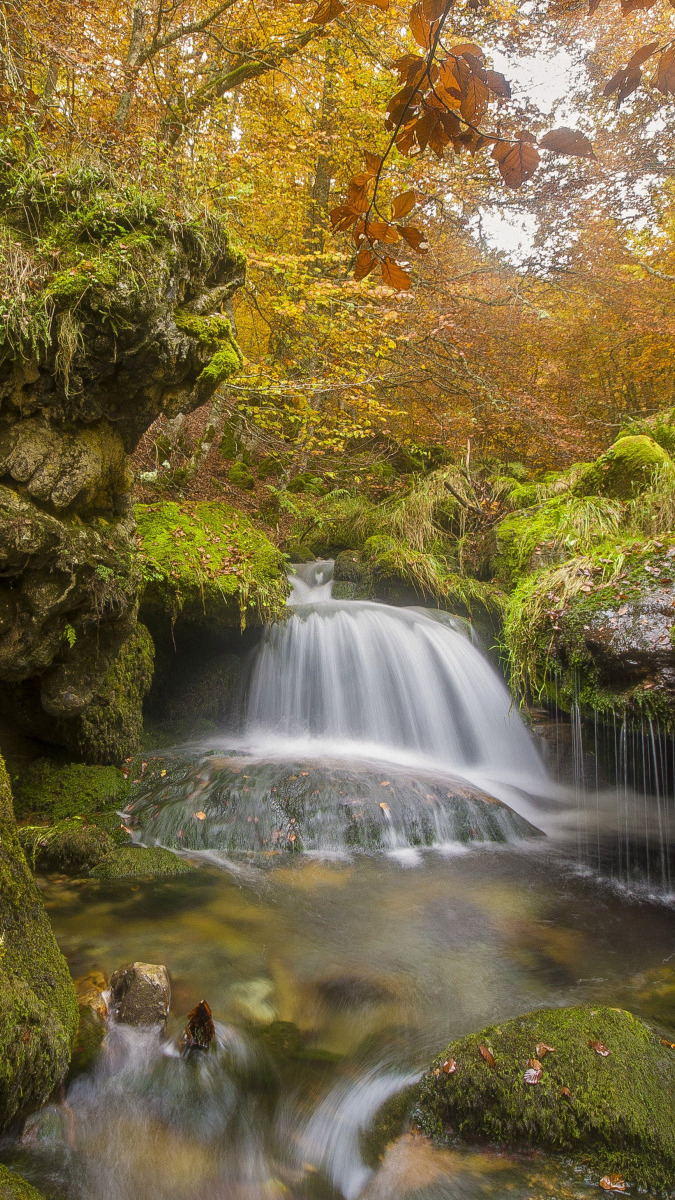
[109, 962, 171, 1028]
[0, 158, 245, 760]
[417, 1005, 675, 1191]
[573, 434, 671, 500]
[0, 1164, 45, 1199]
[0, 755, 78, 1129]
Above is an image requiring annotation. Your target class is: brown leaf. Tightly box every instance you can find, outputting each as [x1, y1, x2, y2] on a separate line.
[560, 1085, 572, 1097]
[354, 248, 377, 280]
[364, 151, 382, 175]
[524, 1067, 542, 1084]
[600, 1176, 626, 1193]
[409, 2, 437, 50]
[479, 1044, 496, 1068]
[621, 0, 656, 12]
[350, 170, 374, 187]
[539, 127, 596, 160]
[588, 0, 601, 13]
[589, 1040, 610, 1056]
[381, 258, 411, 290]
[603, 69, 625, 97]
[397, 225, 429, 253]
[654, 48, 675, 95]
[660, 1037, 675, 1049]
[617, 66, 642, 102]
[193, 810, 207, 820]
[536, 1043, 556, 1057]
[330, 205, 360, 231]
[485, 69, 511, 99]
[460, 73, 489, 123]
[443, 1057, 457, 1073]
[392, 190, 417, 219]
[309, 0, 346, 24]
[365, 220, 399, 243]
[626, 40, 660, 69]
[450, 41, 484, 57]
[492, 140, 540, 188]
[423, 0, 448, 18]
[346, 180, 371, 213]
[527, 1058, 544, 1070]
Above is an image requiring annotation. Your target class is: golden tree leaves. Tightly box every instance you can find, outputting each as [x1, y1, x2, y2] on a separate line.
[492, 138, 540, 188]
[539, 127, 596, 159]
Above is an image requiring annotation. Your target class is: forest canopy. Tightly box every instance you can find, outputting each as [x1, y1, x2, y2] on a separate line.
[1, 0, 674, 468]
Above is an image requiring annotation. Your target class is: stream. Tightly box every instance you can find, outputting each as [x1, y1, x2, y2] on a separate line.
[5, 562, 674, 1200]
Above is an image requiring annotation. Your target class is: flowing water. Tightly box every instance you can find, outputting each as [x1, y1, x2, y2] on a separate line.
[4, 562, 674, 1200]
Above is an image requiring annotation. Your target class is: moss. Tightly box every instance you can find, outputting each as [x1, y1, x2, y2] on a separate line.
[9, 759, 127, 822]
[175, 306, 243, 390]
[19, 818, 112, 874]
[361, 1084, 418, 1168]
[573, 435, 672, 500]
[197, 342, 242, 388]
[90, 845, 192, 879]
[505, 481, 539, 510]
[416, 1005, 675, 1192]
[362, 535, 503, 617]
[0, 755, 78, 1129]
[137, 500, 289, 632]
[494, 496, 624, 588]
[0, 1164, 45, 1199]
[228, 461, 256, 490]
[286, 473, 326, 496]
[72, 624, 154, 765]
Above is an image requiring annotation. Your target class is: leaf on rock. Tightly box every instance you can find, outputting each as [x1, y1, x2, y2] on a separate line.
[589, 1040, 610, 1056]
[181, 999, 216, 1052]
[479, 1044, 496, 1067]
[660, 1038, 675, 1049]
[527, 1058, 544, 1070]
[193, 810, 207, 820]
[600, 1176, 626, 1193]
[443, 1057, 457, 1073]
[539, 127, 596, 159]
[524, 1067, 542, 1084]
[560, 1086, 572, 1097]
[536, 1043, 555, 1057]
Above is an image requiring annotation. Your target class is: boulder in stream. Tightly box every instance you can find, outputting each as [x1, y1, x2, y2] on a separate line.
[110, 962, 171, 1028]
[416, 1004, 675, 1192]
[0, 1164, 45, 1200]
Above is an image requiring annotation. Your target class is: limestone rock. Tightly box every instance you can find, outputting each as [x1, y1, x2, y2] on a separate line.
[109, 962, 171, 1028]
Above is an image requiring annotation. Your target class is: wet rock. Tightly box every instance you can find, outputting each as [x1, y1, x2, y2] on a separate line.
[19, 818, 112, 874]
[181, 1000, 216, 1052]
[416, 1004, 675, 1192]
[0, 755, 78, 1130]
[0, 1163, 45, 1199]
[70, 969, 108, 1076]
[90, 845, 192, 880]
[226, 977, 277, 1025]
[110, 962, 171, 1028]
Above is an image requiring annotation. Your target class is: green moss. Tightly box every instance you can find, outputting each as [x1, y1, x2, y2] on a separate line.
[494, 496, 623, 588]
[286, 473, 326, 496]
[362, 535, 503, 617]
[137, 500, 289, 632]
[198, 343, 242, 387]
[19, 818, 112, 874]
[90, 845, 192, 879]
[228, 461, 256, 490]
[175, 307, 243, 389]
[9, 760, 127, 822]
[416, 1005, 675, 1192]
[73, 624, 154, 765]
[0, 1164, 45, 1199]
[573, 435, 672, 500]
[618, 408, 675, 456]
[0, 755, 78, 1129]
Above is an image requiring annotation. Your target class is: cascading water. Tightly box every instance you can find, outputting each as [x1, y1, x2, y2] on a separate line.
[127, 560, 551, 857]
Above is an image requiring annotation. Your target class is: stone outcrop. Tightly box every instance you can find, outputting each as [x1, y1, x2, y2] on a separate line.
[0, 160, 245, 761]
[0, 755, 78, 1129]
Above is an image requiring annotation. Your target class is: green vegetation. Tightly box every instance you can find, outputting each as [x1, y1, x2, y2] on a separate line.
[416, 1005, 675, 1192]
[9, 760, 128, 823]
[0, 755, 78, 1129]
[90, 845, 193, 879]
[0, 1164, 45, 1200]
[137, 500, 289, 631]
[19, 818, 112, 874]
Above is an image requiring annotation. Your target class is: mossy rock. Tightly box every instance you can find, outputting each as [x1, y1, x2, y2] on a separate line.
[505, 481, 539, 510]
[286, 473, 326, 496]
[415, 1003, 672, 1190]
[0, 1165, 45, 1200]
[19, 818, 112, 874]
[573, 435, 671, 500]
[136, 500, 289, 638]
[286, 543, 316, 564]
[9, 759, 127, 822]
[68, 623, 154, 765]
[416, 1005, 675, 1191]
[90, 845, 193, 879]
[0, 756, 78, 1129]
[228, 461, 256, 491]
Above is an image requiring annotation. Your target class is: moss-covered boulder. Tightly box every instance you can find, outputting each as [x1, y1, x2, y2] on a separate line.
[573, 435, 671, 500]
[90, 845, 192, 879]
[0, 1165, 45, 1200]
[9, 759, 127, 823]
[416, 1005, 675, 1191]
[137, 500, 288, 641]
[494, 495, 623, 588]
[0, 755, 78, 1129]
[503, 539, 675, 726]
[0, 156, 245, 761]
[19, 818, 112, 873]
[618, 408, 675, 456]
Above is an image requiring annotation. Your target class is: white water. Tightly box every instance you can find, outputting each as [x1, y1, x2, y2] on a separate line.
[244, 561, 544, 786]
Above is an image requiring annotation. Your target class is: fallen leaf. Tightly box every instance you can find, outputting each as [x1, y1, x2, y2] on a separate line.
[479, 1045, 495, 1068]
[193, 811, 207, 820]
[600, 1175, 626, 1193]
[524, 1067, 542, 1084]
[527, 1058, 543, 1070]
[443, 1058, 457, 1074]
[536, 1043, 555, 1057]
[560, 1086, 571, 1097]
[660, 1038, 675, 1049]
[589, 1040, 610, 1056]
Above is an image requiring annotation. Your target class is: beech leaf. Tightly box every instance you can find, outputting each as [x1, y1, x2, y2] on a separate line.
[536, 1043, 556, 1057]
[492, 140, 540, 188]
[309, 0, 346, 24]
[626, 41, 660, 69]
[479, 1044, 496, 1068]
[589, 1040, 610, 1056]
[600, 1177, 626, 1193]
[539, 127, 596, 160]
[397, 225, 429, 253]
[443, 1057, 457, 1073]
[354, 248, 377, 280]
[381, 258, 411, 290]
[391, 190, 417, 219]
[524, 1067, 542, 1084]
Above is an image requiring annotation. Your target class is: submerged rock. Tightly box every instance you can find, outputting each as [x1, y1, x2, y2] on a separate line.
[110, 962, 171, 1028]
[0, 756, 78, 1129]
[416, 1004, 675, 1192]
